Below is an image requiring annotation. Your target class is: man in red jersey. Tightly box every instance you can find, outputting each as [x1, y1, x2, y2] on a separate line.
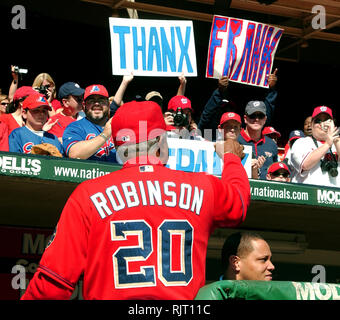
[22, 100, 250, 300]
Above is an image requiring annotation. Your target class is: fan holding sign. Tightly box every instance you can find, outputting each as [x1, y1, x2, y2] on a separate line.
[206, 15, 283, 88]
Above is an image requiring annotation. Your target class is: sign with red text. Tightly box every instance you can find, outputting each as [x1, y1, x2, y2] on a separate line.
[206, 15, 283, 88]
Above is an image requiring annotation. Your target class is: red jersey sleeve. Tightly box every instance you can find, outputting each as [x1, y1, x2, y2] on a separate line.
[22, 184, 91, 299]
[208, 153, 250, 228]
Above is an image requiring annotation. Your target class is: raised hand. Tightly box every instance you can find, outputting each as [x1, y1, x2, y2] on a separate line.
[215, 138, 245, 159]
[267, 68, 278, 89]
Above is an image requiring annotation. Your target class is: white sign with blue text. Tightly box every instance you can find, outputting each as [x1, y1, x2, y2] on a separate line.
[166, 138, 252, 178]
[109, 18, 197, 77]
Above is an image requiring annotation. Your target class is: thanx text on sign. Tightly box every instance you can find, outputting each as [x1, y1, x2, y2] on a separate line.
[109, 18, 197, 77]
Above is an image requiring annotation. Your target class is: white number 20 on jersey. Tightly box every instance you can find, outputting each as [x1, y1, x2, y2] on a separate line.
[110, 219, 193, 288]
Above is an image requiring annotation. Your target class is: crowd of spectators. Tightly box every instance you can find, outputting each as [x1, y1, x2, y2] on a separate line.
[0, 65, 339, 188]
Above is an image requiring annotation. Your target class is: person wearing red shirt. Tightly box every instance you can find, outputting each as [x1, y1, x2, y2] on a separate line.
[47, 82, 85, 143]
[22, 100, 250, 300]
[0, 121, 9, 151]
[0, 86, 36, 134]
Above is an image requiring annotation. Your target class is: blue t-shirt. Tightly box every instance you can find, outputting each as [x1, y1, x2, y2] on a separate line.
[62, 117, 117, 163]
[9, 126, 64, 155]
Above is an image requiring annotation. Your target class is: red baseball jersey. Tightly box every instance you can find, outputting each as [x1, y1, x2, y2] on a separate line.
[22, 153, 250, 300]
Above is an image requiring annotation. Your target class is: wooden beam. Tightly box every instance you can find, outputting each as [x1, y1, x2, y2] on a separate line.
[298, 0, 340, 9]
[189, 0, 340, 19]
[116, 1, 213, 22]
[81, 0, 113, 7]
[112, 0, 127, 9]
[80, 0, 340, 42]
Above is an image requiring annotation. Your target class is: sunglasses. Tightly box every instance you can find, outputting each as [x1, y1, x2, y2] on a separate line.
[271, 171, 289, 178]
[248, 113, 265, 120]
[313, 116, 333, 124]
[1, 102, 8, 105]
[85, 97, 108, 106]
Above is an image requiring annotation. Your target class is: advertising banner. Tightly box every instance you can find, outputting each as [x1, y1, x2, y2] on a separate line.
[1, 151, 340, 209]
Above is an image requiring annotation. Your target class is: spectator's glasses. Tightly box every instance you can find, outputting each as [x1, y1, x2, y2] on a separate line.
[247, 113, 265, 120]
[85, 97, 108, 106]
[1, 102, 8, 106]
[313, 118, 330, 125]
[270, 171, 289, 178]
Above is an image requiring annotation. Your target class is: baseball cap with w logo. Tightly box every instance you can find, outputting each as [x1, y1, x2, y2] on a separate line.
[312, 106, 333, 119]
[84, 84, 109, 100]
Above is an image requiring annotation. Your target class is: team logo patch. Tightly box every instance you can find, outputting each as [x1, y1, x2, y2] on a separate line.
[294, 130, 301, 136]
[37, 96, 47, 103]
[23, 142, 34, 154]
[139, 165, 154, 172]
[90, 85, 100, 93]
[253, 101, 260, 107]
[45, 226, 57, 249]
[181, 98, 188, 104]
[228, 112, 235, 117]
[122, 136, 130, 142]
[320, 106, 327, 112]
[279, 163, 284, 168]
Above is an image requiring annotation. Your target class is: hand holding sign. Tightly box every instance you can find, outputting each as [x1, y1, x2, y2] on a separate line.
[218, 76, 229, 94]
[215, 139, 245, 159]
[267, 68, 278, 89]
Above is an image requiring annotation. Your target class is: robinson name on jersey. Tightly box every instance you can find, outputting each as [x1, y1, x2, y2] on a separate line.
[90, 179, 205, 219]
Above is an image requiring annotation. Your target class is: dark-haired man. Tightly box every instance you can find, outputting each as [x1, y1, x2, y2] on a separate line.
[62, 84, 117, 162]
[220, 232, 275, 281]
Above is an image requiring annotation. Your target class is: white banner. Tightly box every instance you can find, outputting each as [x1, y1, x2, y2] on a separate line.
[166, 138, 252, 178]
[109, 18, 197, 77]
[206, 15, 283, 88]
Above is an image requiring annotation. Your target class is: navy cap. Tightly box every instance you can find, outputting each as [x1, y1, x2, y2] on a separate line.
[289, 130, 304, 141]
[58, 82, 85, 99]
[245, 100, 266, 116]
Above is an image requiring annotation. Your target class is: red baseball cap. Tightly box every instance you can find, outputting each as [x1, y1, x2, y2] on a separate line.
[111, 100, 166, 147]
[312, 106, 333, 119]
[167, 95, 192, 112]
[262, 126, 281, 138]
[219, 112, 241, 126]
[13, 86, 37, 101]
[267, 162, 290, 174]
[84, 84, 109, 100]
[22, 93, 52, 111]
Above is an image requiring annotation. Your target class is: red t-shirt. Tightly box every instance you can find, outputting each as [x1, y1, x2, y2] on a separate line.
[0, 121, 9, 151]
[0, 113, 21, 134]
[22, 154, 250, 300]
[48, 113, 76, 138]
[51, 99, 62, 112]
